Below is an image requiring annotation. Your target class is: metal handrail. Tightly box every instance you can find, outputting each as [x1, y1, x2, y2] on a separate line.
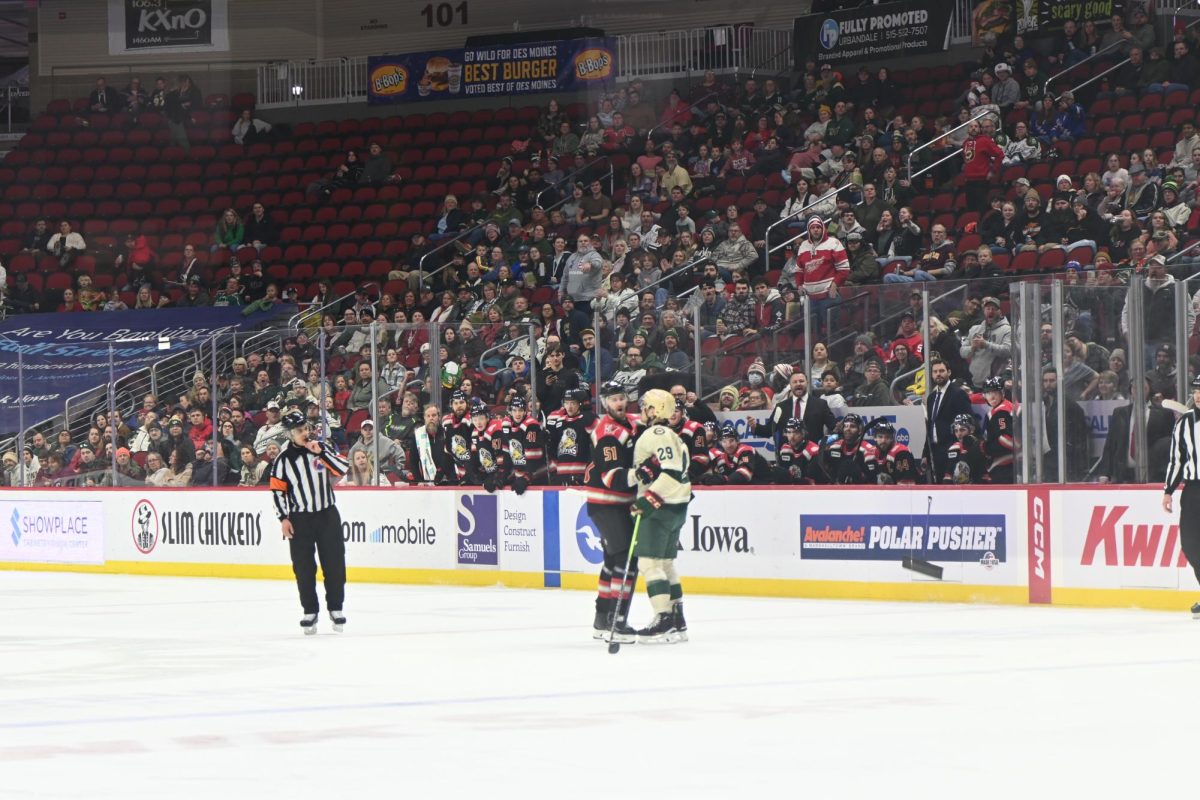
[417, 221, 488, 292]
[475, 325, 533, 376]
[889, 364, 923, 398]
[1043, 38, 1126, 97]
[748, 41, 793, 81]
[1058, 58, 1129, 101]
[909, 146, 967, 182]
[1169, 237, 1200, 262]
[422, 160, 617, 291]
[699, 310, 809, 403]
[763, 183, 858, 271]
[907, 109, 992, 181]
[288, 282, 378, 329]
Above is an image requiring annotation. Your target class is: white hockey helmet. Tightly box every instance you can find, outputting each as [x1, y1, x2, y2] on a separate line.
[640, 389, 674, 424]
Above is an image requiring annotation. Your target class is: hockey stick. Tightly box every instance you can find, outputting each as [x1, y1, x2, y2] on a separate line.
[902, 494, 944, 580]
[607, 514, 642, 655]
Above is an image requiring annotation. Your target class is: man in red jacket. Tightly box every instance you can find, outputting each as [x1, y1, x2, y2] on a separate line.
[961, 121, 1004, 214]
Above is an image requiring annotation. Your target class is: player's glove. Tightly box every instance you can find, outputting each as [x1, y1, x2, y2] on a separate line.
[512, 475, 528, 495]
[635, 454, 661, 484]
[632, 492, 663, 515]
[483, 475, 497, 493]
[699, 472, 726, 485]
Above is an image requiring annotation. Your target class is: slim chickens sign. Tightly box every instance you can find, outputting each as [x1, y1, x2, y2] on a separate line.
[109, 0, 230, 55]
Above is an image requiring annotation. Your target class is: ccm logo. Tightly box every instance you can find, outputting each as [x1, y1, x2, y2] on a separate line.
[1030, 495, 1046, 579]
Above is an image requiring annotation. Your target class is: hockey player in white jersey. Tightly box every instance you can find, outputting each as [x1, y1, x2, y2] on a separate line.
[627, 389, 692, 644]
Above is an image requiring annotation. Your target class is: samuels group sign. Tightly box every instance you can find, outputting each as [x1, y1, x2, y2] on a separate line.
[108, 0, 230, 55]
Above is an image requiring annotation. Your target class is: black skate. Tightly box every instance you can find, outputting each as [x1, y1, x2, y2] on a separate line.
[329, 610, 346, 633]
[595, 611, 637, 643]
[672, 604, 688, 643]
[637, 612, 681, 644]
[1191, 602, 1200, 619]
[300, 613, 318, 635]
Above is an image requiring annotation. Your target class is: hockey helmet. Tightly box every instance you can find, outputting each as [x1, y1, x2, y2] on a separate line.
[508, 395, 527, 411]
[841, 413, 863, 429]
[451, 389, 468, 403]
[873, 420, 895, 436]
[703, 421, 717, 432]
[952, 413, 976, 431]
[784, 417, 806, 435]
[640, 389, 674, 424]
[282, 410, 307, 430]
[719, 421, 739, 440]
[470, 398, 489, 417]
[564, 387, 590, 403]
[599, 381, 626, 399]
[982, 376, 1004, 393]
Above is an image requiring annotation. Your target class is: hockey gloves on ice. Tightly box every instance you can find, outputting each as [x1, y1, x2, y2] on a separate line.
[511, 475, 528, 495]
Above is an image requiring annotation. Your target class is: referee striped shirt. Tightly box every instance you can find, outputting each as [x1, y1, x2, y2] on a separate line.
[269, 441, 349, 520]
[1164, 410, 1200, 494]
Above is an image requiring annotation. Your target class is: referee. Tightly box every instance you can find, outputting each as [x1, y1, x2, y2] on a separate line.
[1163, 376, 1200, 617]
[270, 409, 350, 634]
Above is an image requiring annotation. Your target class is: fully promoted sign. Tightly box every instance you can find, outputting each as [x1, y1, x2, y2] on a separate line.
[794, 0, 954, 66]
[107, 0, 230, 55]
[367, 38, 616, 105]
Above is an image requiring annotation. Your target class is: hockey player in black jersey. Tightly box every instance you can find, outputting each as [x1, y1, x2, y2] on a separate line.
[871, 421, 917, 485]
[583, 382, 643, 642]
[822, 413, 879, 485]
[773, 418, 825, 484]
[668, 397, 710, 482]
[546, 388, 595, 486]
[943, 413, 989, 484]
[500, 395, 545, 494]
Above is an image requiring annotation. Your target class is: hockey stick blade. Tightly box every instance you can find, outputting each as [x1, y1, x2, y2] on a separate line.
[607, 642, 620, 654]
[902, 556, 944, 580]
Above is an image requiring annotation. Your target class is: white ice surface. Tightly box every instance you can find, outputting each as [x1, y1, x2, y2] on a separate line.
[1, 572, 1199, 799]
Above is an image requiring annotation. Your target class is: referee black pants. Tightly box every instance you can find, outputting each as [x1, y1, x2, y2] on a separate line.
[288, 506, 346, 615]
[1180, 483, 1200, 587]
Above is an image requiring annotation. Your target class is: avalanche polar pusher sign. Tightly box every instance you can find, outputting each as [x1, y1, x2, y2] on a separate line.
[800, 514, 1006, 562]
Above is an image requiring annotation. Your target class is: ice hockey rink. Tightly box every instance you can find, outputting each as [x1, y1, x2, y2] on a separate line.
[2, 571, 1199, 799]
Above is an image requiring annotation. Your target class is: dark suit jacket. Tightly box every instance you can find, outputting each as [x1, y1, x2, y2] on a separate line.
[755, 392, 837, 449]
[1097, 402, 1174, 483]
[925, 382, 973, 455]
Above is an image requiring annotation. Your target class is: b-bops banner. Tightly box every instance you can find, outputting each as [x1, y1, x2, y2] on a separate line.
[108, 0, 231, 55]
[367, 37, 616, 105]
[794, 0, 954, 66]
[0, 305, 294, 431]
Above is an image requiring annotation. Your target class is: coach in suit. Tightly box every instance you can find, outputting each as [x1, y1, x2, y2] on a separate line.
[925, 357, 973, 480]
[1098, 378, 1175, 484]
[753, 371, 838, 450]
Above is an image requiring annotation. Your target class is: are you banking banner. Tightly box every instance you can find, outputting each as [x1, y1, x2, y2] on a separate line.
[794, 0, 954, 66]
[368, 37, 616, 105]
[0, 306, 292, 431]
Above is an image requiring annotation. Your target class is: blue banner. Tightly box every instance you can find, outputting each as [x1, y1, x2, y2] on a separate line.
[800, 514, 1007, 563]
[367, 37, 616, 105]
[0, 306, 294, 431]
